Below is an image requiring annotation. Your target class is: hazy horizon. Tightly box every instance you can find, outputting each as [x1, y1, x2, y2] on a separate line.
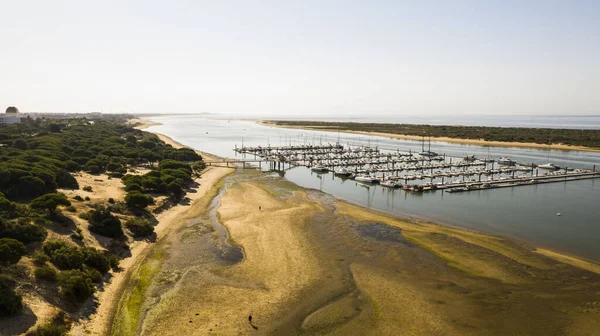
[2, 1, 599, 116]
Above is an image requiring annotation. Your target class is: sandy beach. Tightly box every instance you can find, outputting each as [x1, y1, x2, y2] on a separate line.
[259, 121, 600, 152]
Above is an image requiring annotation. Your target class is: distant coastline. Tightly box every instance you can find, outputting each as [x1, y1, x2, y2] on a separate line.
[260, 120, 600, 153]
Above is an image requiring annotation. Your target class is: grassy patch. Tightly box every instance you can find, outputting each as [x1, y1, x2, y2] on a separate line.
[111, 248, 164, 336]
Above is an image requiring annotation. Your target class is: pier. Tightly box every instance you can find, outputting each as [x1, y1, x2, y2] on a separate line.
[233, 143, 600, 192]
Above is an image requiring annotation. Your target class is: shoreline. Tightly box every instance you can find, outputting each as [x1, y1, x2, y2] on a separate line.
[71, 123, 234, 335]
[116, 169, 600, 335]
[259, 121, 600, 153]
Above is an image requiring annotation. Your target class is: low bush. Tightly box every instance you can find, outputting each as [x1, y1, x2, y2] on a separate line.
[66, 206, 77, 213]
[88, 207, 123, 238]
[72, 195, 83, 201]
[82, 186, 93, 192]
[35, 265, 58, 282]
[0, 286, 22, 316]
[28, 323, 68, 336]
[0, 238, 27, 266]
[32, 250, 50, 265]
[58, 270, 95, 303]
[81, 247, 111, 273]
[85, 269, 102, 283]
[125, 191, 154, 209]
[0, 219, 47, 244]
[43, 240, 83, 270]
[29, 311, 70, 336]
[125, 218, 154, 237]
[0, 276, 22, 316]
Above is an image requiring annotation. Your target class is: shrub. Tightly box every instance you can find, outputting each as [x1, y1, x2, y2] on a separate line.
[88, 208, 123, 238]
[82, 186, 93, 192]
[158, 159, 191, 171]
[78, 211, 91, 220]
[125, 191, 154, 209]
[84, 196, 90, 201]
[35, 265, 58, 282]
[43, 241, 83, 270]
[70, 227, 83, 240]
[55, 169, 79, 189]
[192, 161, 206, 172]
[65, 160, 81, 172]
[30, 193, 71, 216]
[58, 270, 95, 303]
[0, 285, 22, 317]
[66, 206, 77, 213]
[32, 250, 50, 265]
[108, 254, 120, 270]
[0, 219, 47, 244]
[85, 269, 102, 283]
[81, 247, 110, 273]
[125, 218, 154, 237]
[72, 195, 84, 201]
[28, 323, 68, 336]
[29, 311, 70, 336]
[108, 198, 115, 204]
[0, 238, 27, 266]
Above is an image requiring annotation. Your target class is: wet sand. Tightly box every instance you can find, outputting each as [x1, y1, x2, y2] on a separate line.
[113, 169, 600, 335]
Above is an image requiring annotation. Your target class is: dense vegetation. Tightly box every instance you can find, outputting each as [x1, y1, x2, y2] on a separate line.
[0, 117, 205, 332]
[268, 120, 600, 148]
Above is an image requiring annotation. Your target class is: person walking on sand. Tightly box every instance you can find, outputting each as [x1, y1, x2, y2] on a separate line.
[259, 206, 262, 211]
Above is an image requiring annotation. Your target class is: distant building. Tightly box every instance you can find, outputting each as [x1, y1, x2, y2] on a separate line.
[1, 106, 22, 124]
[5, 106, 19, 114]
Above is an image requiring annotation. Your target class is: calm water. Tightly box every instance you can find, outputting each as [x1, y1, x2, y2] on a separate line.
[147, 115, 600, 261]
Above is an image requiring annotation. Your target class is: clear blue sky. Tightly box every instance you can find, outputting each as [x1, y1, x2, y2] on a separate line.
[1, 0, 599, 116]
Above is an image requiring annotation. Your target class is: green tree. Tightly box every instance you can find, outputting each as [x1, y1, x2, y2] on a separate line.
[58, 270, 96, 303]
[0, 276, 22, 316]
[30, 193, 71, 216]
[125, 218, 154, 237]
[18, 176, 46, 197]
[12, 139, 29, 150]
[88, 208, 123, 238]
[0, 238, 27, 265]
[125, 191, 154, 209]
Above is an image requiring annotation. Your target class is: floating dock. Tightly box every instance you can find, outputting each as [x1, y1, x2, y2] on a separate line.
[234, 143, 599, 193]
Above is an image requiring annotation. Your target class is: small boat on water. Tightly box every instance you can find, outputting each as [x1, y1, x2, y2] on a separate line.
[334, 167, 353, 177]
[311, 165, 329, 173]
[537, 163, 559, 170]
[419, 150, 438, 157]
[380, 179, 398, 188]
[355, 174, 380, 184]
[498, 157, 516, 166]
[463, 155, 477, 162]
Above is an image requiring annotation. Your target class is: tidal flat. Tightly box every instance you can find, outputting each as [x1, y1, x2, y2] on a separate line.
[113, 169, 600, 335]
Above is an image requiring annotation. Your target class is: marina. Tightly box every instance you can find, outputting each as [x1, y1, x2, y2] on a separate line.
[145, 116, 600, 261]
[233, 142, 600, 192]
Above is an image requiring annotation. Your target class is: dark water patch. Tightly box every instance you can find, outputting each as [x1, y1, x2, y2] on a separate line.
[206, 178, 245, 264]
[354, 223, 414, 247]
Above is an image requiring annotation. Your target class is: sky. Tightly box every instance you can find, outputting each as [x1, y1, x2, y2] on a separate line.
[1, 0, 599, 117]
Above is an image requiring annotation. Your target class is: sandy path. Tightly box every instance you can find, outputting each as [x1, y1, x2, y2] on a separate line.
[260, 121, 600, 152]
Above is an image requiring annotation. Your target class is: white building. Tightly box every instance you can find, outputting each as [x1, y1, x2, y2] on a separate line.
[0, 115, 21, 124]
